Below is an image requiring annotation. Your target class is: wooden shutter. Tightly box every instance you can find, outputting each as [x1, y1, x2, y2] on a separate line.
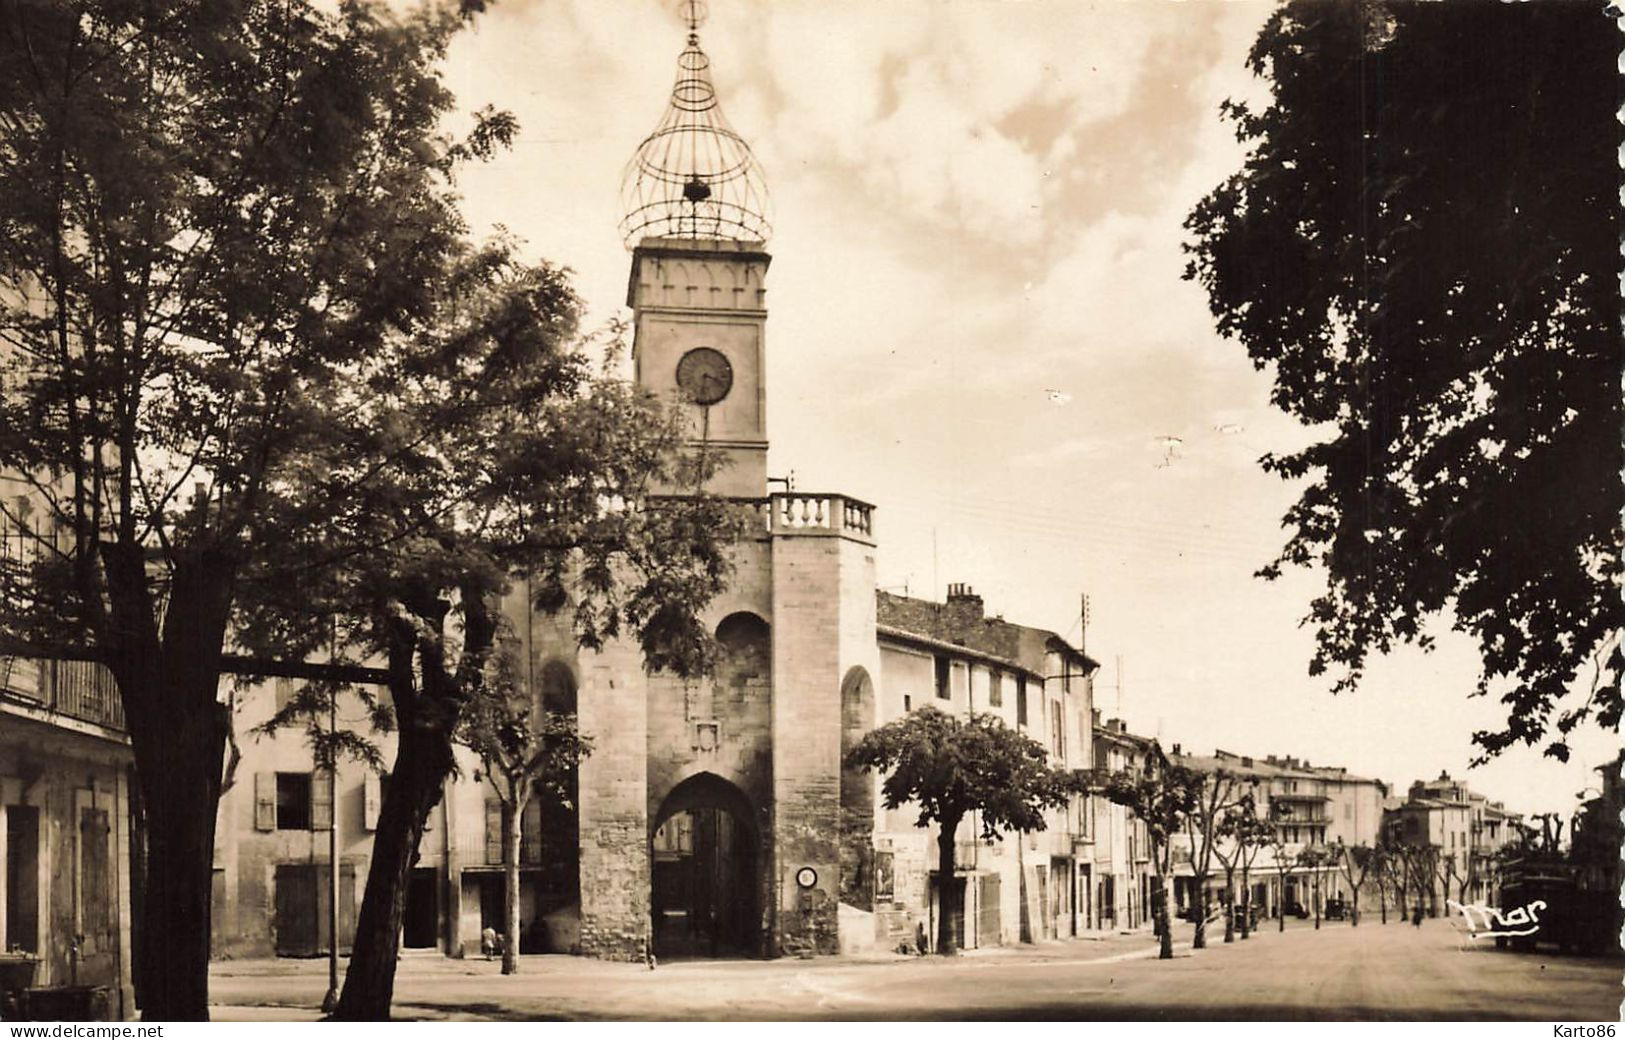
[521, 797, 542, 865]
[310, 771, 333, 831]
[484, 801, 502, 864]
[254, 771, 276, 831]
[363, 773, 381, 831]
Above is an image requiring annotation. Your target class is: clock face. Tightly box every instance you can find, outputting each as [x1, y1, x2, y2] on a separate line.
[795, 866, 818, 889]
[675, 347, 733, 406]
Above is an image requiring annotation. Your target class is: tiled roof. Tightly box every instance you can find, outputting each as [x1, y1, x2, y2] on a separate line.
[875, 590, 1097, 676]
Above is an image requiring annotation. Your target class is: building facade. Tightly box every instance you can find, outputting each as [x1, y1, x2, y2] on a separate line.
[1382, 772, 1522, 913]
[0, 653, 136, 1018]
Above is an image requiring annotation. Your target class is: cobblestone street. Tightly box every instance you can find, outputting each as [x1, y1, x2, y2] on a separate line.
[209, 918, 1622, 1021]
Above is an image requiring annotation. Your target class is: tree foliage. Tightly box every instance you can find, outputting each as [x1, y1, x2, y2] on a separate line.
[846, 706, 1080, 838]
[0, 0, 737, 1018]
[239, 268, 738, 1018]
[1184, 0, 1623, 762]
[0, 0, 517, 1018]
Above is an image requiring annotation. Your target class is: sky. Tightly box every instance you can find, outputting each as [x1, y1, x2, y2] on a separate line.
[436, 0, 1618, 822]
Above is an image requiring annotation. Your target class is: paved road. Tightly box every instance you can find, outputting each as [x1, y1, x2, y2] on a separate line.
[210, 917, 1622, 1021]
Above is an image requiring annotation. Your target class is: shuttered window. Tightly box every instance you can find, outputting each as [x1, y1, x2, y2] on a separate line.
[522, 795, 543, 865]
[254, 772, 276, 831]
[310, 771, 333, 831]
[363, 773, 382, 831]
[484, 801, 502, 864]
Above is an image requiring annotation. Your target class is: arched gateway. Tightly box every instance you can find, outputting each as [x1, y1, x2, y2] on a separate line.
[650, 772, 761, 959]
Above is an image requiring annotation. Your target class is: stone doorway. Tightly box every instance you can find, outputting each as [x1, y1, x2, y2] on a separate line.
[650, 773, 759, 959]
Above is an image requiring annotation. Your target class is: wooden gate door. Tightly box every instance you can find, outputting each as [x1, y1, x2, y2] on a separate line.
[977, 874, 1002, 947]
[274, 864, 319, 956]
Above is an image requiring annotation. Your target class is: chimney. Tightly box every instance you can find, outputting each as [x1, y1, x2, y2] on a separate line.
[945, 582, 985, 621]
[1171, 743, 1182, 756]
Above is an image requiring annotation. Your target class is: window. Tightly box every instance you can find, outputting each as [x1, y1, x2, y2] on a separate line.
[1016, 676, 1028, 725]
[989, 670, 1003, 708]
[5, 806, 40, 952]
[934, 656, 950, 700]
[903, 694, 911, 712]
[1050, 703, 1064, 757]
[276, 772, 312, 830]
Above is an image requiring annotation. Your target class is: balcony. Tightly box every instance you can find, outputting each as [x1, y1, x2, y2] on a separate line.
[1, 656, 125, 732]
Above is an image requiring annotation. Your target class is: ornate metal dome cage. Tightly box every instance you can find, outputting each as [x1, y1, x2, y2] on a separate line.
[618, 0, 772, 248]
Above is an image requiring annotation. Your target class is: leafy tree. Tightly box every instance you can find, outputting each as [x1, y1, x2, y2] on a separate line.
[458, 635, 592, 976]
[0, 0, 516, 1017]
[1181, 768, 1245, 949]
[1184, 0, 1623, 763]
[1102, 750, 1202, 959]
[1334, 839, 1378, 926]
[1213, 792, 1271, 941]
[844, 706, 1083, 956]
[241, 285, 738, 1020]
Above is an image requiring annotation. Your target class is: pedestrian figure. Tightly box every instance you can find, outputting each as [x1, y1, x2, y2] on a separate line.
[1411, 905, 1423, 928]
[481, 926, 501, 960]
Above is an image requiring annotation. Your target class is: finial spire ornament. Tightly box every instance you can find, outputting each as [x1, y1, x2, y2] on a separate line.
[618, 1, 772, 248]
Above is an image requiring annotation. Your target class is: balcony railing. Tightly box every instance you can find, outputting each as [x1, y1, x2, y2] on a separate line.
[768, 492, 875, 543]
[1, 656, 125, 731]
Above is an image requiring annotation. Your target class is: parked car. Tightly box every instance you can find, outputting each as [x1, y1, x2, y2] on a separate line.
[1324, 897, 1347, 920]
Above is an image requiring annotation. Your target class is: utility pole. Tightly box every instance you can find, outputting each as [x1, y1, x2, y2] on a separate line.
[322, 620, 340, 1014]
[1079, 593, 1091, 655]
[1115, 655, 1124, 717]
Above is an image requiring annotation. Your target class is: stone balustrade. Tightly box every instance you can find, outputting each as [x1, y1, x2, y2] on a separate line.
[768, 492, 875, 544]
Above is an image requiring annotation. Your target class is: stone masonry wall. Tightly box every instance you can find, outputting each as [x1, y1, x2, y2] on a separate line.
[576, 635, 651, 960]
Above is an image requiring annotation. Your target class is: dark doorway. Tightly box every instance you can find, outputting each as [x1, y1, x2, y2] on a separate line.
[4, 806, 39, 953]
[403, 867, 437, 949]
[650, 774, 759, 959]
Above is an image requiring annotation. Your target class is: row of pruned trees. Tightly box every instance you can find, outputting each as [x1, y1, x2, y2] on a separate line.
[1095, 756, 1512, 959]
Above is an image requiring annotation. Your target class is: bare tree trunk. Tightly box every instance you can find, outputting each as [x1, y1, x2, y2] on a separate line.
[935, 817, 962, 955]
[1222, 864, 1235, 936]
[1151, 873, 1173, 959]
[1192, 878, 1208, 949]
[333, 718, 451, 1019]
[503, 795, 522, 975]
[1239, 866, 1251, 940]
[1277, 873, 1286, 932]
[110, 549, 236, 1021]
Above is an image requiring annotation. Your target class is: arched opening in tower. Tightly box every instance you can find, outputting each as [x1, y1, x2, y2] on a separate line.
[650, 772, 760, 959]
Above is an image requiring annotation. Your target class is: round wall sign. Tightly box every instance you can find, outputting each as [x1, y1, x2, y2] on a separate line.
[795, 866, 818, 889]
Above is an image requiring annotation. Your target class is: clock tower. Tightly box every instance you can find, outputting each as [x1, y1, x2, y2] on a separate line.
[619, 0, 773, 498]
[625, 239, 770, 498]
